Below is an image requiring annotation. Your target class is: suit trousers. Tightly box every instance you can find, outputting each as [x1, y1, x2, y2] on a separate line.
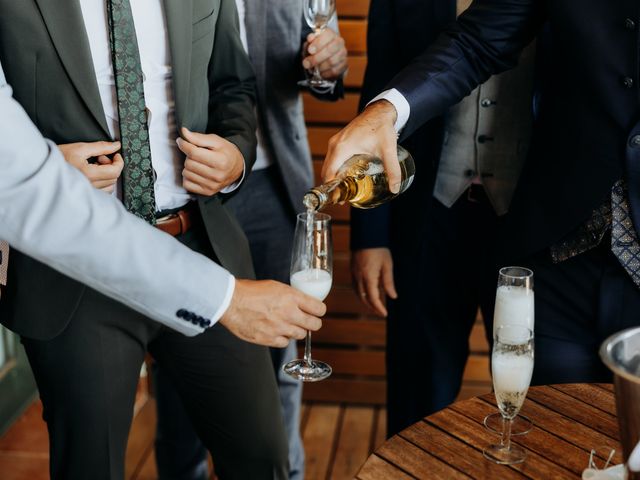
[523, 239, 640, 385]
[386, 186, 498, 436]
[154, 167, 304, 480]
[22, 217, 288, 480]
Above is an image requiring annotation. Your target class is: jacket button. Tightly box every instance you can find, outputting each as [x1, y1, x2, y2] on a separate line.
[622, 76, 635, 88]
[464, 169, 476, 177]
[480, 98, 494, 107]
[630, 135, 640, 147]
[625, 18, 636, 30]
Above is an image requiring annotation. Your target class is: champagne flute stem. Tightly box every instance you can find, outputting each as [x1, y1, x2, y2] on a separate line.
[501, 416, 513, 451]
[303, 331, 313, 366]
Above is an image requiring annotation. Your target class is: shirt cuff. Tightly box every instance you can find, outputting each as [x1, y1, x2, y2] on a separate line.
[209, 274, 235, 326]
[368, 88, 411, 134]
[220, 161, 246, 194]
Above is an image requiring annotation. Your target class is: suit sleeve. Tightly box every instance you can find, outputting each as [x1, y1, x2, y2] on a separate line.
[207, 0, 258, 171]
[0, 78, 234, 337]
[392, 0, 545, 139]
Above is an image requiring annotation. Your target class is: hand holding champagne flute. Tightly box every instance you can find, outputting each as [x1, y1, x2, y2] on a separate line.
[283, 212, 333, 381]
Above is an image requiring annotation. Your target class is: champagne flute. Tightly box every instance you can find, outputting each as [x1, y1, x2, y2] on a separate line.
[485, 267, 534, 436]
[283, 212, 333, 382]
[298, 0, 337, 91]
[483, 325, 534, 465]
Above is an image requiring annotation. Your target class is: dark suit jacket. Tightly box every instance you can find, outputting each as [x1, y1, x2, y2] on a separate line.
[386, 0, 640, 261]
[350, 0, 455, 251]
[0, 0, 257, 340]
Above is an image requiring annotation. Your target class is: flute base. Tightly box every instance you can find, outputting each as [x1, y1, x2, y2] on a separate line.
[483, 443, 527, 465]
[283, 359, 332, 382]
[297, 78, 335, 93]
[484, 413, 533, 436]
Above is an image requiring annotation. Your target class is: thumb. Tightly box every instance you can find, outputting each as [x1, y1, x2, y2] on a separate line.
[383, 141, 401, 194]
[181, 127, 225, 149]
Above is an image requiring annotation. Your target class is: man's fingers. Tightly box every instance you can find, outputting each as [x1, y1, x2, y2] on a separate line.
[306, 29, 335, 55]
[180, 128, 225, 149]
[304, 37, 344, 69]
[100, 185, 116, 193]
[365, 274, 387, 317]
[182, 169, 222, 195]
[85, 163, 124, 182]
[291, 311, 323, 332]
[79, 141, 121, 158]
[382, 261, 398, 299]
[271, 336, 290, 349]
[295, 290, 327, 318]
[96, 155, 112, 165]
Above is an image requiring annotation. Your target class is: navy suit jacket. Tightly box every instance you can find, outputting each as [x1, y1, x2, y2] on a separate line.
[350, 0, 455, 251]
[386, 0, 640, 260]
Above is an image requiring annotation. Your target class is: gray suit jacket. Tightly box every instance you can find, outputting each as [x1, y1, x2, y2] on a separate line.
[243, 0, 343, 214]
[0, 78, 232, 337]
[0, 0, 256, 340]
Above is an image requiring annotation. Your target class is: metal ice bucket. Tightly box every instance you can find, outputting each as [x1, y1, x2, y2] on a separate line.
[600, 327, 640, 480]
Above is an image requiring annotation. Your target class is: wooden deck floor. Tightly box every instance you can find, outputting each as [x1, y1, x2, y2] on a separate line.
[0, 383, 490, 480]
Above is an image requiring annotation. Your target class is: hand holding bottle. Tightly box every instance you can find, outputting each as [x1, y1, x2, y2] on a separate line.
[322, 100, 400, 192]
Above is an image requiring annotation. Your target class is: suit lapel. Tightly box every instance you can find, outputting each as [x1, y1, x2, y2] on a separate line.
[163, 0, 193, 128]
[34, 0, 110, 137]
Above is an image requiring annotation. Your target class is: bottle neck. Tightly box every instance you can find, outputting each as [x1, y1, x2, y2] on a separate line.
[304, 177, 349, 211]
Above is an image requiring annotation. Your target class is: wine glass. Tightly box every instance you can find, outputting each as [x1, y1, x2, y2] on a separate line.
[483, 325, 534, 465]
[485, 267, 534, 436]
[298, 0, 337, 92]
[283, 212, 333, 382]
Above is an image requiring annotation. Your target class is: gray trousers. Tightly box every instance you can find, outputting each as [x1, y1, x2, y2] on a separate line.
[154, 166, 304, 480]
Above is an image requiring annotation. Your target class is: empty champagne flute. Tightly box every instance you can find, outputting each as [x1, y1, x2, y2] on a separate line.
[298, 0, 337, 91]
[485, 266, 534, 436]
[283, 212, 333, 381]
[483, 325, 534, 465]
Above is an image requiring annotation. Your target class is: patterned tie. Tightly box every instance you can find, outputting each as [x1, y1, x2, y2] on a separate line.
[611, 179, 640, 287]
[107, 0, 156, 223]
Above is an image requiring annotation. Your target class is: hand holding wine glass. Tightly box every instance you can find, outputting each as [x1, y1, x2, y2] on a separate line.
[299, 0, 338, 92]
[283, 212, 333, 381]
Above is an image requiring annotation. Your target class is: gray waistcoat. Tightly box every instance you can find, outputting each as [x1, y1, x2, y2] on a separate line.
[435, 43, 536, 216]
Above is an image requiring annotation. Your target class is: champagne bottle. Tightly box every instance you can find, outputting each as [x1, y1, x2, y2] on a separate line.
[303, 146, 415, 211]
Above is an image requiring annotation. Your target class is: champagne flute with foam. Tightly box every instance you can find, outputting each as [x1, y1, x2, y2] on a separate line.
[485, 267, 535, 436]
[483, 324, 534, 465]
[283, 212, 333, 381]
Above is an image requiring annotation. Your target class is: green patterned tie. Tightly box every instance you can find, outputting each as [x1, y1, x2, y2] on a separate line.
[107, 0, 156, 223]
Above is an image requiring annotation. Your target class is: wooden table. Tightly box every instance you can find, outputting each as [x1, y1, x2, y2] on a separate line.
[357, 384, 623, 479]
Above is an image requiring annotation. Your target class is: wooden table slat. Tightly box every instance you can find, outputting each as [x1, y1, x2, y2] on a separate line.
[356, 454, 414, 480]
[551, 384, 618, 416]
[376, 436, 472, 479]
[526, 386, 619, 440]
[401, 421, 527, 479]
[446, 397, 602, 476]
[359, 385, 623, 480]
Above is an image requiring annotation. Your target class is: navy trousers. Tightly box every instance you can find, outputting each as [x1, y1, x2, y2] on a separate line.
[524, 239, 640, 385]
[386, 186, 499, 436]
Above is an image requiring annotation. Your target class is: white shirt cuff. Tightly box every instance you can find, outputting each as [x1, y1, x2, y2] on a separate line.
[368, 88, 411, 134]
[220, 161, 246, 194]
[209, 274, 235, 326]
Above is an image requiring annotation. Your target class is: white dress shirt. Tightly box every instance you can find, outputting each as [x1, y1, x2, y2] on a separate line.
[234, 0, 273, 171]
[79, 0, 240, 211]
[369, 89, 411, 134]
[76, 1, 234, 321]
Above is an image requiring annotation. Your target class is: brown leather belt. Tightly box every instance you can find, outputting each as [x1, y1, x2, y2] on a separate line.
[155, 204, 196, 237]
